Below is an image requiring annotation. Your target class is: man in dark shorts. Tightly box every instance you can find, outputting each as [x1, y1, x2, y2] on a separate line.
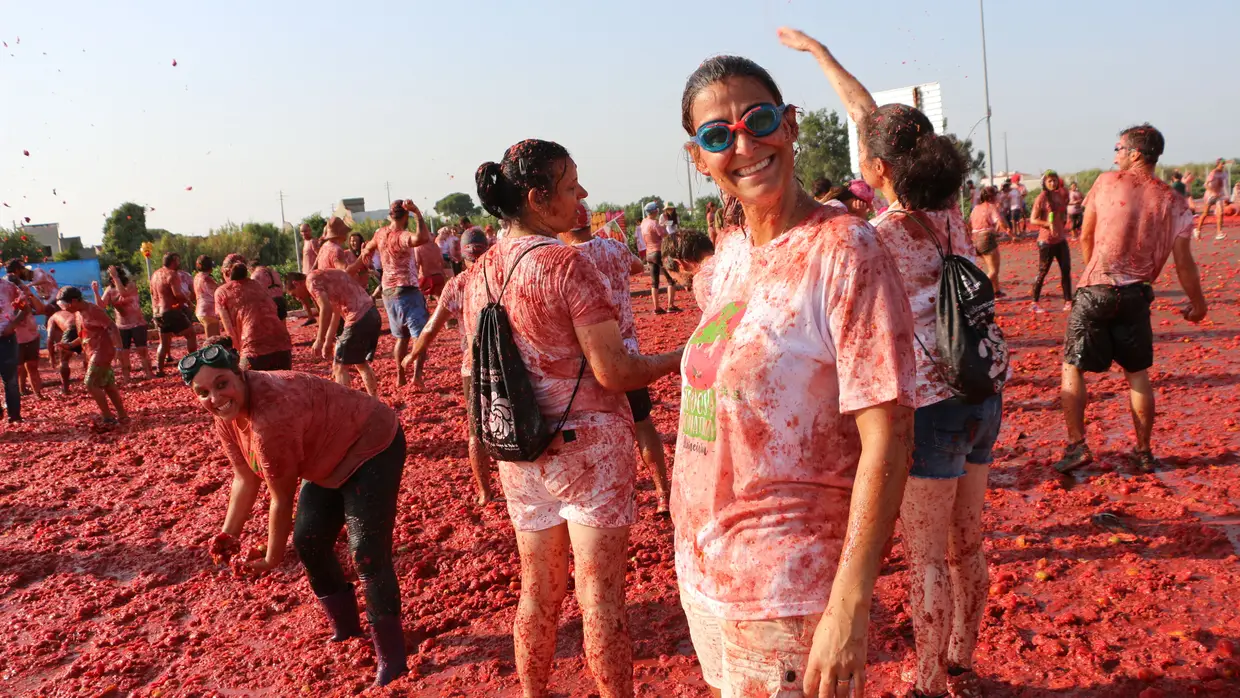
[640, 202, 678, 314]
[291, 268, 381, 397]
[149, 253, 198, 371]
[1056, 124, 1207, 474]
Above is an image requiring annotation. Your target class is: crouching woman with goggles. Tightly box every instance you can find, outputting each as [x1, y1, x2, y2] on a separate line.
[179, 340, 410, 688]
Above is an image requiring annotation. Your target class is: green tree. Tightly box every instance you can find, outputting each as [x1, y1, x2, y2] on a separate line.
[101, 202, 153, 272]
[946, 135, 987, 181]
[694, 195, 722, 225]
[794, 108, 851, 186]
[0, 228, 48, 262]
[300, 212, 327, 236]
[434, 193, 481, 220]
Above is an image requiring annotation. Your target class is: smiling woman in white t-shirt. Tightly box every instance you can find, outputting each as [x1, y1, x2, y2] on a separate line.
[672, 27, 918, 698]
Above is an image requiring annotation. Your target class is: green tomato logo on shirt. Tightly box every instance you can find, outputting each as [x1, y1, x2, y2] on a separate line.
[681, 301, 746, 443]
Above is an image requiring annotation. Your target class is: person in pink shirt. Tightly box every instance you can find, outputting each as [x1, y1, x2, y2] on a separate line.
[560, 202, 672, 515]
[317, 217, 368, 288]
[6, 259, 59, 302]
[194, 256, 222, 339]
[414, 236, 447, 301]
[96, 265, 154, 381]
[970, 185, 1006, 294]
[469, 139, 682, 697]
[57, 286, 128, 424]
[349, 199, 432, 387]
[250, 263, 287, 321]
[639, 202, 678, 314]
[1195, 158, 1229, 240]
[1067, 181, 1085, 239]
[675, 32, 918, 698]
[0, 276, 29, 422]
[1028, 171, 1073, 313]
[214, 263, 293, 371]
[288, 268, 382, 396]
[181, 340, 409, 687]
[402, 233, 496, 504]
[300, 223, 322, 274]
[1056, 124, 1207, 475]
[8, 279, 46, 399]
[149, 253, 198, 372]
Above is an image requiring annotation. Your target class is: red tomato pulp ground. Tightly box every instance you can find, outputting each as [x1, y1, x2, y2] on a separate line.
[1, 232, 1239, 697]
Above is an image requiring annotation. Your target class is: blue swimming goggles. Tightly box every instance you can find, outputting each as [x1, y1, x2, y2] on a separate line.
[691, 103, 793, 153]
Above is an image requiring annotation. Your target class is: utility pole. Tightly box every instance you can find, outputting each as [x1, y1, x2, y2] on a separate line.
[1003, 132, 1010, 175]
[979, 0, 996, 184]
[279, 191, 290, 265]
[385, 181, 392, 206]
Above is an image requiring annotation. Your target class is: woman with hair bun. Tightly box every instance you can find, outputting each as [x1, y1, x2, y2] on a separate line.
[467, 139, 682, 698]
[788, 26, 1005, 698]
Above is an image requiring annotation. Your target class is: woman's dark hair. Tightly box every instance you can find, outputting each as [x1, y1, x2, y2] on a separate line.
[108, 264, 130, 288]
[977, 185, 999, 205]
[811, 178, 833, 198]
[823, 185, 858, 204]
[663, 229, 715, 265]
[228, 263, 249, 282]
[196, 255, 214, 273]
[475, 139, 572, 220]
[667, 209, 680, 225]
[861, 104, 968, 211]
[348, 232, 364, 246]
[681, 56, 783, 135]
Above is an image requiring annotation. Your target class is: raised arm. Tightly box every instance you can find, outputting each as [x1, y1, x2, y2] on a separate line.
[778, 27, 876, 128]
[573, 320, 682, 392]
[1172, 236, 1207, 322]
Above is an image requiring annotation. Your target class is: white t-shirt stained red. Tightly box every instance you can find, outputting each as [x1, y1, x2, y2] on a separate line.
[673, 205, 917, 621]
[572, 236, 639, 352]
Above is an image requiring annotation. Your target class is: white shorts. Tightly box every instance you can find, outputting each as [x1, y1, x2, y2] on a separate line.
[499, 424, 636, 532]
[680, 591, 822, 697]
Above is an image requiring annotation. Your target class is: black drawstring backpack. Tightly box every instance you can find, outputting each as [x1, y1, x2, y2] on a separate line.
[901, 212, 1009, 403]
[471, 242, 586, 462]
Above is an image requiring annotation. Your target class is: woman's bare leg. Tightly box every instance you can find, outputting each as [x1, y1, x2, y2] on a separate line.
[567, 522, 633, 698]
[901, 477, 959, 697]
[514, 524, 570, 698]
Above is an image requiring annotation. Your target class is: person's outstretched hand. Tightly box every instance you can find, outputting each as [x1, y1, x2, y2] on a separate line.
[803, 600, 868, 697]
[777, 27, 821, 54]
[404, 200, 421, 217]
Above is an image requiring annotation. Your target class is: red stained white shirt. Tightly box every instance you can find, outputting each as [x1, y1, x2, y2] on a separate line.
[438, 270, 473, 377]
[673, 206, 917, 620]
[639, 218, 665, 257]
[969, 201, 1004, 233]
[457, 235, 625, 430]
[149, 267, 186, 314]
[371, 225, 419, 289]
[214, 279, 292, 359]
[194, 272, 220, 318]
[307, 269, 374, 326]
[572, 237, 639, 352]
[76, 303, 117, 366]
[251, 266, 284, 299]
[873, 205, 976, 408]
[1079, 171, 1194, 288]
[101, 284, 146, 330]
[215, 371, 400, 488]
[316, 240, 367, 288]
[302, 238, 322, 273]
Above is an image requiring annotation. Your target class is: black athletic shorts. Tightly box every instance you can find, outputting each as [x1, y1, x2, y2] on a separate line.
[626, 387, 653, 422]
[120, 325, 149, 349]
[17, 339, 39, 363]
[335, 306, 380, 365]
[1063, 283, 1155, 374]
[273, 296, 288, 321]
[244, 350, 293, 372]
[155, 308, 192, 335]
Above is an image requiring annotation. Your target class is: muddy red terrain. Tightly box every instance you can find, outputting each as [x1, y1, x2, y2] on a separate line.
[2, 232, 1239, 697]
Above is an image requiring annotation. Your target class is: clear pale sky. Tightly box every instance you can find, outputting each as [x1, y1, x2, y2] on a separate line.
[2, 0, 1236, 246]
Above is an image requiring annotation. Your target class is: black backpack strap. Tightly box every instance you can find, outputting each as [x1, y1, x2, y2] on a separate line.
[896, 209, 951, 258]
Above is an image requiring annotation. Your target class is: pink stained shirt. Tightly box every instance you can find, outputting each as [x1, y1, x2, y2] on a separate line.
[414, 241, 446, 282]
[873, 205, 978, 408]
[76, 302, 117, 366]
[572, 236, 640, 352]
[438, 268, 473, 377]
[673, 205, 917, 621]
[0, 279, 18, 337]
[302, 238, 322, 273]
[371, 225, 420, 289]
[101, 284, 146, 330]
[214, 279, 293, 359]
[1032, 188, 1069, 244]
[149, 267, 187, 314]
[969, 201, 1004, 234]
[1067, 189, 1085, 215]
[1078, 171, 1195, 288]
[316, 240, 367, 288]
[251, 266, 284, 300]
[194, 272, 220, 319]
[639, 218, 665, 257]
[307, 269, 375, 326]
[214, 371, 400, 488]
[456, 235, 624, 431]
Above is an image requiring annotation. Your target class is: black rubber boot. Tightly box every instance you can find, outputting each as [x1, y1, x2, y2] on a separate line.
[316, 584, 363, 642]
[370, 615, 409, 687]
